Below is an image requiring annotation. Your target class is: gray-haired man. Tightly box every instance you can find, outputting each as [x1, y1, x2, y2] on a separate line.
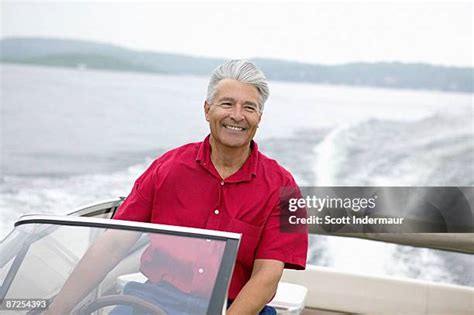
[47, 60, 308, 315]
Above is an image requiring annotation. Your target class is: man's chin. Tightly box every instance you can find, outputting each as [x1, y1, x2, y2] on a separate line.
[210, 133, 253, 149]
[221, 141, 249, 149]
[219, 137, 251, 149]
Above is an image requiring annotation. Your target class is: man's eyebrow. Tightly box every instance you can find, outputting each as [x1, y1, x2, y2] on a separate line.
[243, 101, 258, 107]
[217, 97, 258, 108]
[217, 97, 236, 103]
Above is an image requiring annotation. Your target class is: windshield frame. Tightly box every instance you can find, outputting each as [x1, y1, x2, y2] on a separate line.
[3, 215, 241, 315]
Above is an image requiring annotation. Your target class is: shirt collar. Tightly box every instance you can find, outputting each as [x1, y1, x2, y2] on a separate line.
[196, 134, 259, 181]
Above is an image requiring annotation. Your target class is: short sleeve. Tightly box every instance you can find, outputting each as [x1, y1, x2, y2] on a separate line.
[113, 159, 161, 223]
[254, 177, 308, 270]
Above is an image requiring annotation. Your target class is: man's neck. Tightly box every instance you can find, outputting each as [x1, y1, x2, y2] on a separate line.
[209, 136, 251, 179]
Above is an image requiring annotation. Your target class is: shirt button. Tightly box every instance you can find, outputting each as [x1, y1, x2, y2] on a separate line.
[206, 239, 211, 243]
[198, 268, 204, 274]
[220, 181, 225, 186]
[214, 209, 220, 215]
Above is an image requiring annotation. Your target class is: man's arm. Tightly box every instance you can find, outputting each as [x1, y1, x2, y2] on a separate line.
[44, 229, 140, 315]
[227, 259, 284, 315]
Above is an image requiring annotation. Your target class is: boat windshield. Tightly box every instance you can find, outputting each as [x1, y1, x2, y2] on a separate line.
[0, 216, 240, 315]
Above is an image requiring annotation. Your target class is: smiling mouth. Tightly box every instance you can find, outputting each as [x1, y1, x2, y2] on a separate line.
[223, 124, 247, 131]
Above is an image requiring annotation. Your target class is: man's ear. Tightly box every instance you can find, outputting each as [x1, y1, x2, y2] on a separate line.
[204, 101, 210, 122]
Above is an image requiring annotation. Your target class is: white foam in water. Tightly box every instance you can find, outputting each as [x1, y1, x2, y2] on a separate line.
[312, 109, 473, 186]
[313, 123, 359, 186]
[323, 236, 458, 285]
[0, 159, 152, 239]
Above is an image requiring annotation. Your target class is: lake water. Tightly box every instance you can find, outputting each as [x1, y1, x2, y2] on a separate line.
[1, 63, 473, 286]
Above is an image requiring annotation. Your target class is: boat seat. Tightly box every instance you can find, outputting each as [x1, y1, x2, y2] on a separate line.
[269, 282, 308, 314]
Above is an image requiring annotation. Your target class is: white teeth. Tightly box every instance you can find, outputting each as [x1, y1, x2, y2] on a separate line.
[224, 125, 245, 131]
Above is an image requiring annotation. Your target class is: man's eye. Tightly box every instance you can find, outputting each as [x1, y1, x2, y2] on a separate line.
[220, 102, 232, 107]
[244, 106, 257, 112]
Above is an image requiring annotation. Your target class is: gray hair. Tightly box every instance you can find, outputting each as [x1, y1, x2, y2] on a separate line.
[206, 60, 269, 113]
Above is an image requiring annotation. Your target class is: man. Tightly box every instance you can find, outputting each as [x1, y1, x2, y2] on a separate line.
[47, 60, 307, 315]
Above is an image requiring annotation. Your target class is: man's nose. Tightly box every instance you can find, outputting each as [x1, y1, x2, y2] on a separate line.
[230, 104, 244, 121]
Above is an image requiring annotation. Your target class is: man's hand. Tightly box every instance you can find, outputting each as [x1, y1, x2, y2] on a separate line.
[227, 259, 284, 315]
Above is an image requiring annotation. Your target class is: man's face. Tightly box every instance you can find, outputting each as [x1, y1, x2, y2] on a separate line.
[205, 79, 262, 150]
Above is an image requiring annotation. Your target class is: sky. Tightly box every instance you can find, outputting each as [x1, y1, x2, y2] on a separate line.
[1, 0, 472, 67]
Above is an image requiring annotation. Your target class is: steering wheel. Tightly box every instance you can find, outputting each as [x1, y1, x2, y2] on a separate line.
[74, 294, 168, 315]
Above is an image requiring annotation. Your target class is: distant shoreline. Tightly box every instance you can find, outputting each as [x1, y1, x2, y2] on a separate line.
[1, 37, 473, 94]
[2, 61, 471, 97]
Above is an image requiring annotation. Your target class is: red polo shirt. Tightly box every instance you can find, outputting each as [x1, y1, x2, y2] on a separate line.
[113, 135, 307, 299]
